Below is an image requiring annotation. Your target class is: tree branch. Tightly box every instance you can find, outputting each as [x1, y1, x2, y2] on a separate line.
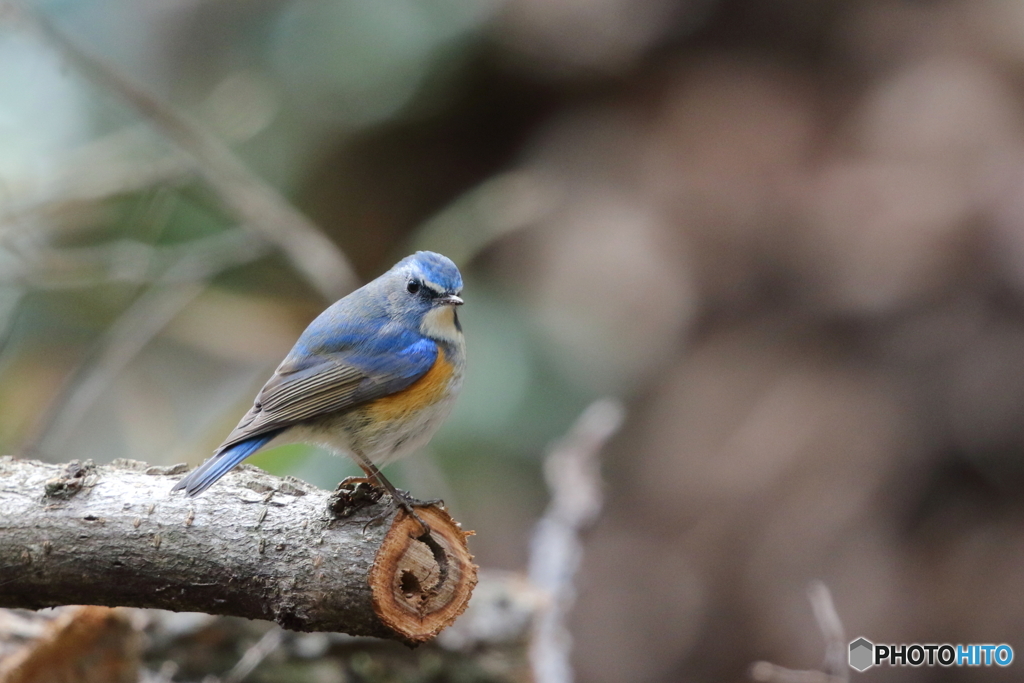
[0, 457, 476, 643]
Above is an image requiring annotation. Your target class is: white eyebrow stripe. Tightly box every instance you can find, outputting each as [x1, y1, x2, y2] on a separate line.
[421, 279, 445, 295]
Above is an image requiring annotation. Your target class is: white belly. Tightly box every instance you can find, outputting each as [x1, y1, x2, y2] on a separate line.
[270, 375, 462, 467]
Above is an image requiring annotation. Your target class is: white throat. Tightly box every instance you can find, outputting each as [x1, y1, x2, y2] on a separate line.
[421, 306, 462, 344]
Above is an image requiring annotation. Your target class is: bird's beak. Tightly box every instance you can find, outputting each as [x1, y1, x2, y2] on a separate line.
[436, 294, 464, 306]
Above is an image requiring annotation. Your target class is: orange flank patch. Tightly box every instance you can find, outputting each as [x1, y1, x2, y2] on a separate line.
[366, 350, 454, 422]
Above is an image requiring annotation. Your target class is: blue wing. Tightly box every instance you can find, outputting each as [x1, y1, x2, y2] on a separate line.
[222, 324, 438, 450]
[173, 321, 437, 496]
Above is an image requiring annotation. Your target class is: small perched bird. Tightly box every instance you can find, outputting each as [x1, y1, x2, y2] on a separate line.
[172, 251, 465, 516]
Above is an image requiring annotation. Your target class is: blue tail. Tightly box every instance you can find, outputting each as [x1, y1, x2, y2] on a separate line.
[172, 430, 281, 496]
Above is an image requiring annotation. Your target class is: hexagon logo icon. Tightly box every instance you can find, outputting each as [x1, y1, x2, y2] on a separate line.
[849, 637, 874, 672]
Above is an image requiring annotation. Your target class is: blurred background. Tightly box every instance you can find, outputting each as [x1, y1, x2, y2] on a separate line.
[2, 0, 1024, 681]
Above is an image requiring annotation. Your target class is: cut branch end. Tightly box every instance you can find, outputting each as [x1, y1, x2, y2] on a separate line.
[371, 506, 477, 643]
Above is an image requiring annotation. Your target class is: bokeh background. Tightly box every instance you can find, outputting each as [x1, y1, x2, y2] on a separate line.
[3, 0, 1024, 681]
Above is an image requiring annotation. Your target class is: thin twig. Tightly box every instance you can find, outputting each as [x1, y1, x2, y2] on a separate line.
[0, 287, 24, 362]
[2, 0, 358, 301]
[0, 132, 195, 232]
[21, 231, 270, 458]
[142, 661, 180, 683]
[808, 580, 847, 680]
[528, 398, 626, 683]
[3, 230, 261, 289]
[222, 627, 285, 683]
[750, 581, 848, 683]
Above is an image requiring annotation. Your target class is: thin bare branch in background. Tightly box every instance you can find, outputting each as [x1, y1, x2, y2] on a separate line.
[22, 230, 271, 458]
[4, 229, 267, 290]
[0, 288, 24, 361]
[139, 660, 180, 683]
[1, 0, 358, 301]
[25, 284, 203, 459]
[808, 581, 847, 680]
[412, 170, 563, 264]
[0, 127, 196, 236]
[750, 581, 849, 683]
[529, 398, 626, 683]
[222, 626, 285, 683]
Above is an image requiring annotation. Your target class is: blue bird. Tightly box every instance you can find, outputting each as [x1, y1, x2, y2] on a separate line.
[172, 251, 465, 517]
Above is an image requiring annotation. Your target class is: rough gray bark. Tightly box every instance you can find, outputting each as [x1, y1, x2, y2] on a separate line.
[0, 456, 474, 640]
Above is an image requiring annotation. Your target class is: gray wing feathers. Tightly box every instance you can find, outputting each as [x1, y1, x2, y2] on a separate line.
[217, 360, 366, 452]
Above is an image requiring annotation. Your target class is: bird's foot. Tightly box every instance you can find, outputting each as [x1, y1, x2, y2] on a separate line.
[343, 482, 436, 536]
[382, 489, 440, 538]
[356, 487, 440, 536]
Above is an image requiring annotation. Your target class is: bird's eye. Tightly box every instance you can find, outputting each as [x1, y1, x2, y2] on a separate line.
[407, 281, 421, 294]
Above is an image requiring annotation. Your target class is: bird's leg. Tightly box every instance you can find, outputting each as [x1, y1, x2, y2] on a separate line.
[360, 466, 445, 509]
[350, 451, 433, 537]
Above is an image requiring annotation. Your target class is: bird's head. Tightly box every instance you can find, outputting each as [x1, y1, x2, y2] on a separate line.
[385, 251, 464, 343]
